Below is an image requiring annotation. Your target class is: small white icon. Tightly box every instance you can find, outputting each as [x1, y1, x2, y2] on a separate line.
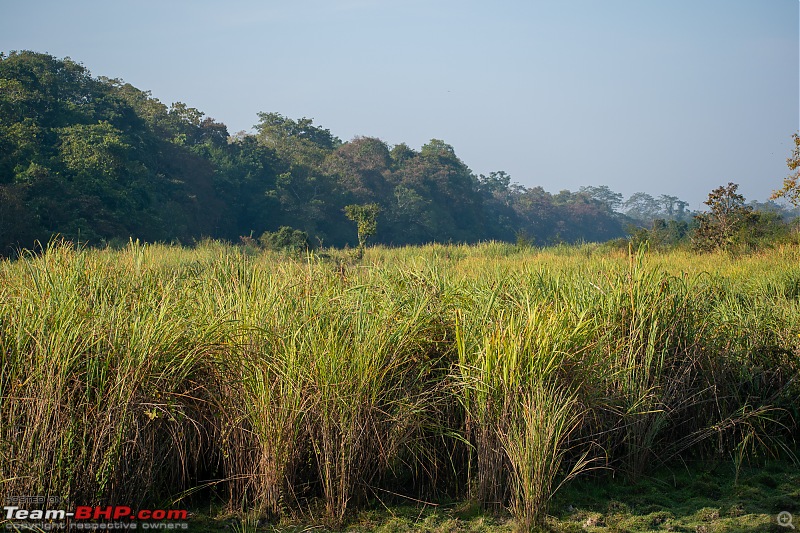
[778, 511, 795, 529]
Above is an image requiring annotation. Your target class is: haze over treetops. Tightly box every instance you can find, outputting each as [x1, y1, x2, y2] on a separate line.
[0, 51, 795, 255]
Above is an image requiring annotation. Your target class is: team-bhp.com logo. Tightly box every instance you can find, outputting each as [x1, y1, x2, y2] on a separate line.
[3, 497, 189, 530]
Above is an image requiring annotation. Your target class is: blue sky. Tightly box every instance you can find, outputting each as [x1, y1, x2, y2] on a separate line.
[2, 0, 797, 207]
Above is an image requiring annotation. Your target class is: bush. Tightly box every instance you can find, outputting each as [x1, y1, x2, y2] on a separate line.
[258, 226, 309, 253]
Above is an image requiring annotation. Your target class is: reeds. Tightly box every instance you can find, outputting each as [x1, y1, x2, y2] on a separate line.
[0, 240, 797, 530]
[455, 302, 596, 526]
[0, 242, 219, 505]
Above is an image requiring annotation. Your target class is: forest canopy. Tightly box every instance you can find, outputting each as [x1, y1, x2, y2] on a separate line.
[0, 51, 795, 255]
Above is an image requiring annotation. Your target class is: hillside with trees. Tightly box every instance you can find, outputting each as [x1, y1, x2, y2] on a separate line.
[1, 51, 797, 255]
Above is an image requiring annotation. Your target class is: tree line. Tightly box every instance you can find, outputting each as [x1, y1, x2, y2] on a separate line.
[1, 51, 797, 256]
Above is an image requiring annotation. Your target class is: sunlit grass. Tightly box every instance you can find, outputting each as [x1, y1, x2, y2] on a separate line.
[0, 240, 797, 530]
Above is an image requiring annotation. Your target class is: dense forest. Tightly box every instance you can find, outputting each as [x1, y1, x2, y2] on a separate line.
[0, 51, 796, 255]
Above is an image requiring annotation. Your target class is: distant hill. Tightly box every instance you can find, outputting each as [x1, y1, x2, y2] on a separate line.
[2, 51, 704, 254]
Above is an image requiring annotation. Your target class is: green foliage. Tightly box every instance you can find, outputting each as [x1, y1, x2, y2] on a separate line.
[736, 210, 796, 249]
[692, 182, 753, 252]
[254, 112, 340, 167]
[0, 51, 242, 251]
[325, 136, 393, 205]
[772, 132, 800, 207]
[58, 121, 130, 180]
[258, 226, 309, 253]
[579, 185, 624, 211]
[344, 203, 381, 253]
[623, 191, 662, 221]
[628, 219, 689, 249]
[2, 50, 792, 259]
[623, 192, 692, 226]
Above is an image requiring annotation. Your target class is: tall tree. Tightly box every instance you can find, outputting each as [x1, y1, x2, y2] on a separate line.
[515, 186, 556, 244]
[692, 182, 752, 251]
[255, 112, 340, 165]
[657, 194, 690, 220]
[579, 185, 623, 212]
[324, 136, 393, 204]
[771, 132, 800, 207]
[623, 192, 661, 222]
[392, 139, 484, 243]
[253, 112, 344, 242]
[478, 171, 520, 241]
[1, 52, 683, 252]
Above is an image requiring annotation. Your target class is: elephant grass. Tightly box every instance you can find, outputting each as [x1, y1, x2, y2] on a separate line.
[0, 240, 797, 531]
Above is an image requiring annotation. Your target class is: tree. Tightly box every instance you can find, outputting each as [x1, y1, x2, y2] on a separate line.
[58, 121, 130, 181]
[771, 132, 800, 207]
[389, 142, 416, 167]
[628, 219, 689, 249]
[658, 194, 679, 218]
[254, 112, 343, 243]
[324, 136, 392, 204]
[0, 51, 689, 250]
[477, 171, 522, 241]
[478, 171, 512, 197]
[344, 203, 380, 257]
[388, 184, 432, 242]
[515, 186, 556, 244]
[393, 139, 484, 243]
[623, 192, 660, 222]
[692, 182, 752, 251]
[657, 194, 690, 220]
[207, 134, 281, 238]
[254, 112, 340, 165]
[579, 185, 623, 212]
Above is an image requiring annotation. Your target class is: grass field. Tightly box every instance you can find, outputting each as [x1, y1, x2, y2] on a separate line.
[1, 240, 798, 531]
[187, 460, 799, 532]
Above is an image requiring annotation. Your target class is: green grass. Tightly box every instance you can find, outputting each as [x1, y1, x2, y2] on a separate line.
[0, 240, 798, 531]
[184, 458, 799, 532]
[549, 459, 800, 532]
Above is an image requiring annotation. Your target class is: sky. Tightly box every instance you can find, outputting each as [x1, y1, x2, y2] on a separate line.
[1, 0, 798, 208]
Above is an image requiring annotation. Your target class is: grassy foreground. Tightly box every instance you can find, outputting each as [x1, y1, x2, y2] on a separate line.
[1, 240, 798, 531]
[188, 459, 799, 532]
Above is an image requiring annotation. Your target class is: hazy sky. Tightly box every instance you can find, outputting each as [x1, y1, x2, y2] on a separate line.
[2, 0, 798, 207]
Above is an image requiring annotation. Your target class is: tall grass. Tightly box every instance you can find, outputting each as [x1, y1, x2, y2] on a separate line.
[294, 272, 445, 523]
[501, 383, 588, 531]
[0, 243, 219, 504]
[0, 240, 797, 530]
[455, 302, 597, 524]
